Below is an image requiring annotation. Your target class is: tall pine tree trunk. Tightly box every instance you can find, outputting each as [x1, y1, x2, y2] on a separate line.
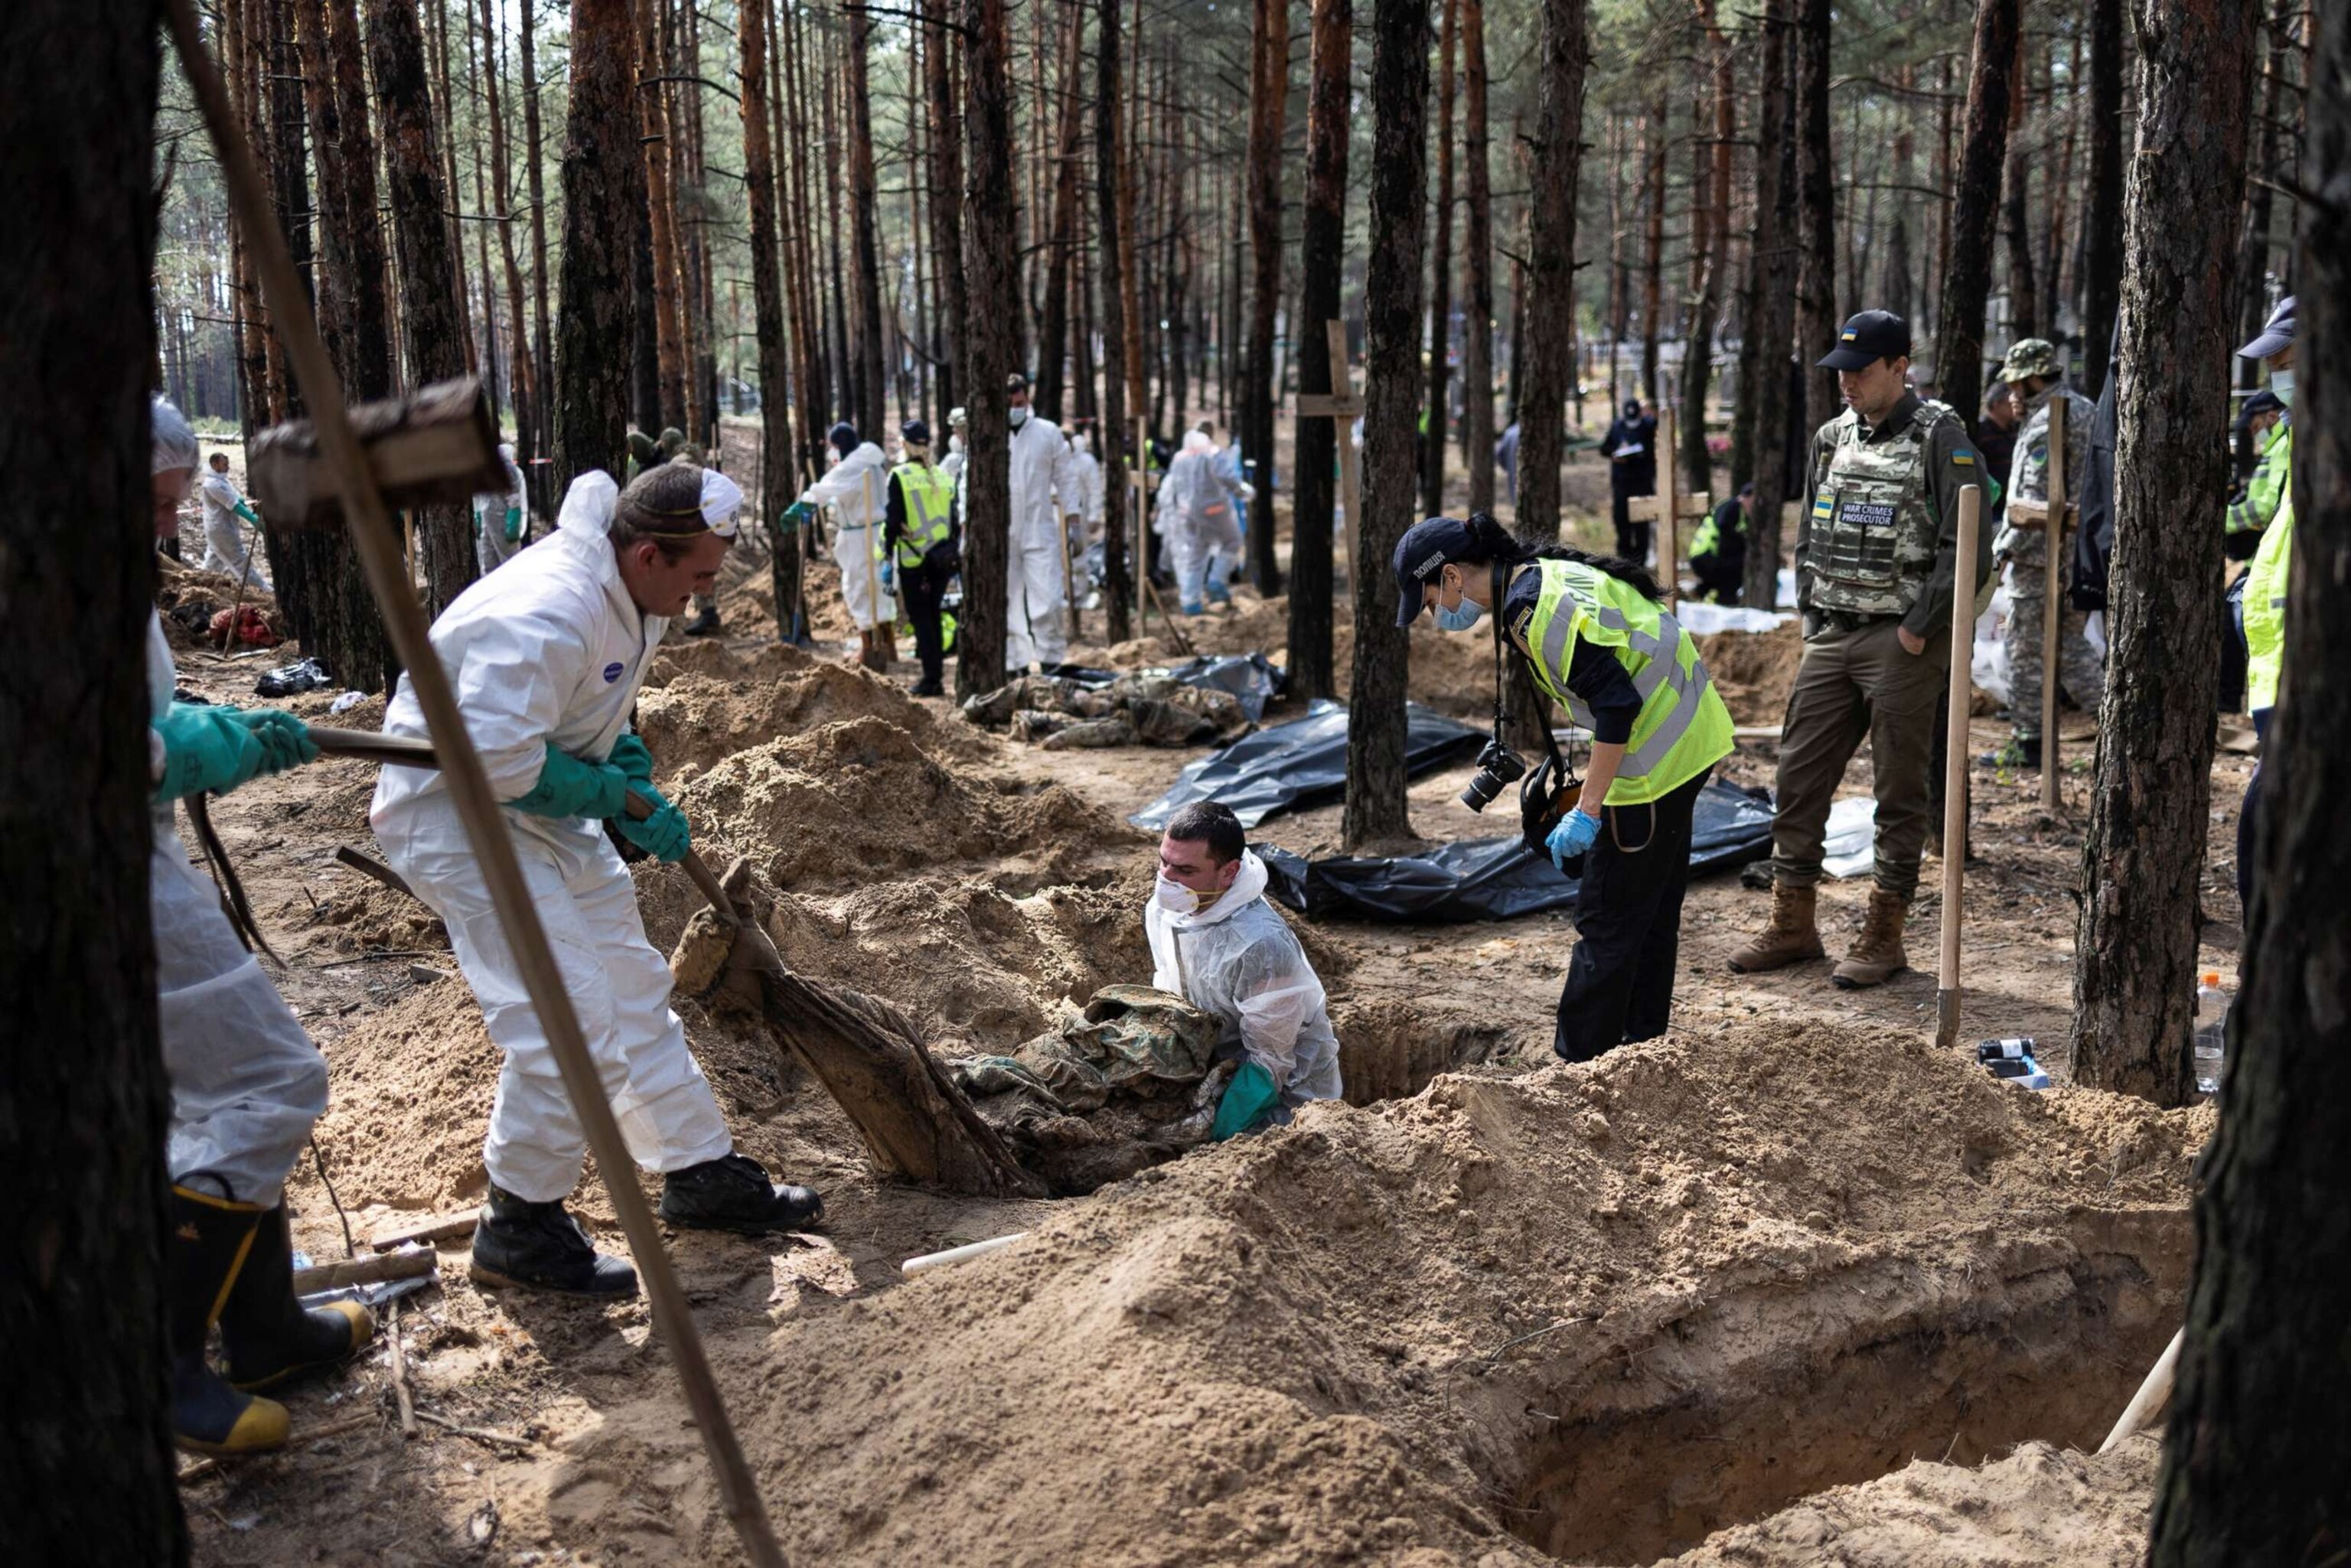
[637, 0, 687, 432]
[1930, 0, 2019, 430]
[2000, 55, 2039, 339]
[1035, 0, 1086, 425]
[1241, 0, 1289, 593]
[1515, 0, 1590, 538]
[1793, 0, 1837, 438]
[1459, 0, 1495, 514]
[740, 0, 801, 640]
[1742, 0, 1797, 609]
[957, 0, 1018, 697]
[2070, 0, 2256, 1103]
[1678, 0, 1733, 500]
[1288, 0, 1352, 701]
[366, 0, 473, 615]
[474, 0, 536, 469]
[3, 3, 181, 1552]
[844, 1, 887, 440]
[520, 0, 554, 489]
[1420, 0, 1456, 521]
[1342, 0, 1430, 851]
[2081, 0, 2124, 396]
[1094, 0, 1133, 641]
[1639, 95, 1665, 404]
[2229, 0, 2290, 390]
[2150, 8, 2349, 1540]
[556, 0, 645, 481]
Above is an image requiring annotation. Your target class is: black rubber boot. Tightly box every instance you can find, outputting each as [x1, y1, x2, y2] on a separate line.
[168, 1185, 289, 1456]
[659, 1152, 823, 1235]
[681, 602, 724, 638]
[469, 1185, 639, 1299]
[218, 1205, 375, 1390]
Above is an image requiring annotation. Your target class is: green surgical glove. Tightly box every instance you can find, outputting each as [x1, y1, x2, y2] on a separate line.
[233, 708, 318, 774]
[154, 703, 265, 800]
[783, 500, 814, 526]
[504, 506, 524, 543]
[616, 783, 692, 864]
[505, 742, 628, 821]
[607, 731, 655, 786]
[233, 500, 261, 526]
[1210, 1059, 1281, 1141]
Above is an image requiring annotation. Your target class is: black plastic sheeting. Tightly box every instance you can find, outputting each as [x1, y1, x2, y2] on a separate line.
[1255, 781, 1777, 923]
[1130, 699, 1486, 832]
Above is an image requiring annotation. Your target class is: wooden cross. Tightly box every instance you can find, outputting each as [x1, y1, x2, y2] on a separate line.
[1292, 319, 1363, 585]
[1621, 407, 1710, 605]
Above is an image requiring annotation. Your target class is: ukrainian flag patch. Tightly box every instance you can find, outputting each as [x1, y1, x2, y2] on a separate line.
[1952, 450, 1976, 467]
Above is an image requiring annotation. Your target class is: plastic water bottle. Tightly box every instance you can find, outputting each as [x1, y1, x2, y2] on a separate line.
[2193, 973, 2229, 1097]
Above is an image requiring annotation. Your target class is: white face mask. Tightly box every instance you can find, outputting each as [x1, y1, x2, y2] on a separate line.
[1009, 404, 1031, 429]
[2268, 368, 2295, 407]
[1154, 873, 1208, 915]
[949, 433, 964, 455]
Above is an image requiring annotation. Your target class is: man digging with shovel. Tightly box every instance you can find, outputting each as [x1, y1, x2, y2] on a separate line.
[370, 461, 822, 1299]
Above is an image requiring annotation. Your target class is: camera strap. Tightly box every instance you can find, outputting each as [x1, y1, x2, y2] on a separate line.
[1492, 559, 1567, 773]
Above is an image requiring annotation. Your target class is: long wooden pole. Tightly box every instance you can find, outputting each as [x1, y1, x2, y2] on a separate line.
[162, 10, 787, 1565]
[1935, 484, 1983, 1052]
[1658, 406, 1679, 605]
[2098, 1325, 2183, 1453]
[2040, 393, 2067, 809]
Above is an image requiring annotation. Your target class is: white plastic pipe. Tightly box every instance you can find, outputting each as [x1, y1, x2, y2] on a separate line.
[2100, 1326, 2186, 1453]
[902, 1232, 1030, 1277]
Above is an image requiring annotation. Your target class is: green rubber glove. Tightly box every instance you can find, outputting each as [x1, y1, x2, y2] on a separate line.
[233, 500, 261, 526]
[783, 500, 814, 526]
[607, 731, 655, 786]
[233, 708, 318, 774]
[505, 742, 628, 820]
[504, 505, 524, 543]
[154, 703, 265, 800]
[1210, 1059, 1281, 1141]
[616, 783, 692, 864]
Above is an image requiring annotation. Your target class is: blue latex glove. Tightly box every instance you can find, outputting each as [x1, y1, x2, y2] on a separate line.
[233, 708, 318, 774]
[617, 784, 693, 864]
[154, 703, 265, 800]
[880, 559, 896, 593]
[505, 743, 628, 820]
[1545, 807, 1603, 871]
[1210, 1059, 1281, 1141]
[504, 505, 524, 543]
[783, 500, 814, 526]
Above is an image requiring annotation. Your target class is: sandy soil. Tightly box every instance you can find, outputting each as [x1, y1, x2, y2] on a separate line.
[166, 436, 2238, 1566]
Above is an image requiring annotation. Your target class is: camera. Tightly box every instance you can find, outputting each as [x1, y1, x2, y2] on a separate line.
[1459, 736, 1528, 812]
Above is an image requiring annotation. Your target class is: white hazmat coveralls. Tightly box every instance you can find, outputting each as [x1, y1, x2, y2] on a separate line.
[1069, 435, 1104, 533]
[799, 442, 895, 632]
[1006, 413, 1079, 670]
[370, 473, 733, 1203]
[1143, 850, 1345, 1107]
[1156, 437, 1244, 608]
[472, 449, 530, 575]
[148, 615, 327, 1205]
[199, 469, 270, 591]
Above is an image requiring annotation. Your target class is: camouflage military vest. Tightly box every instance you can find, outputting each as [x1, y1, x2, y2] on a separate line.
[1808, 400, 1951, 617]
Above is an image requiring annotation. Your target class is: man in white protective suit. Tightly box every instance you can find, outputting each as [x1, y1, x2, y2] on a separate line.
[371, 460, 823, 1299]
[1156, 429, 1246, 615]
[472, 441, 530, 576]
[145, 399, 374, 1458]
[788, 420, 895, 670]
[1143, 800, 1344, 1139]
[1004, 371, 1084, 671]
[198, 448, 271, 591]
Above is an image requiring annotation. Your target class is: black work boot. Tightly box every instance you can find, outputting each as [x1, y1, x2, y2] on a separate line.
[911, 663, 945, 698]
[1980, 735, 2041, 770]
[218, 1205, 375, 1390]
[659, 1152, 823, 1235]
[168, 1184, 290, 1456]
[469, 1185, 639, 1299]
[682, 601, 724, 638]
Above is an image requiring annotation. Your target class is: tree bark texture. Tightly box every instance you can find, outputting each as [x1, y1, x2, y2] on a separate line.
[1035, 0, 1087, 425]
[1513, 0, 1590, 540]
[925, 0, 969, 429]
[1678, 0, 1732, 500]
[556, 0, 644, 484]
[844, 1, 888, 441]
[1288, 0, 1352, 703]
[2150, 6, 2351, 1544]
[636, 0, 688, 433]
[957, 0, 1019, 698]
[520, 0, 554, 484]
[1931, 0, 2017, 430]
[739, 0, 801, 640]
[1342, 0, 1430, 851]
[2082, 0, 2125, 396]
[1421, 0, 1456, 522]
[1639, 96, 1664, 404]
[366, 0, 474, 618]
[1093, 0, 1132, 642]
[2070, 0, 2256, 1105]
[2230, 0, 2290, 390]
[1741, 0, 1798, 609]
[1459, 0, 1495, 515]
[2001, 74, 2040, 339]
[1793, 0, 1838, 440]
[0, 0, 182, 1553]
[1241, 0, 1290, 595]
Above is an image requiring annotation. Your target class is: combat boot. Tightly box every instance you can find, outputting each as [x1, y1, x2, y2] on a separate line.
[168, 1185, 291, 1456]
[218, 1205, 375, 1390]
[470, 1185, 639, 1299]
[1727, 882, 1826, 973]
[1980, 735, 2040, 770]
[660, 1152, 823, 1235]
[1832, 888, 1912, 989]
[680, 603, 723, 638]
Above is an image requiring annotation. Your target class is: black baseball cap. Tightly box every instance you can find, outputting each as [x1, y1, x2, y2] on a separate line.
[1392, 516, 1476, 628]
[901, 418, 932, 447]
[1818, 310, 1912, 371]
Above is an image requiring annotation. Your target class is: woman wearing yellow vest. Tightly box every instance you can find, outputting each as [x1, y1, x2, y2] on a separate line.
[1395, 513, 1736, 1060]
[2234, 297, 2297, 913]
[883, 417, 961, 696]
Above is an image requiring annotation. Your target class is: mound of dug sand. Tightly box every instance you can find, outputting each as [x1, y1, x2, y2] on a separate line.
[640, 1017, 2197, 1567]
[677, 714, 1140, 894]
[637, 641, 977, 784]
[1696, 621, 1803, 728]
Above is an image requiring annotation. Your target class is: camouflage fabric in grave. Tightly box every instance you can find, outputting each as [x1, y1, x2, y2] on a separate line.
[964, 674, 1247, 748]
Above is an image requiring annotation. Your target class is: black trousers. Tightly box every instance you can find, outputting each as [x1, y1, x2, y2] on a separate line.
[1691, 555, 1743, 605]
[1554, 767, 1711, 1063]
[1610, 489, 1653, 563]
[900, 559, 952, 686]
[2236, 706, 2273, 913]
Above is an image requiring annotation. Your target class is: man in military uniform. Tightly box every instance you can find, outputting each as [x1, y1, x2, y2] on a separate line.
[1983, 338, 2102, 770]
[1730, 310, 1993, 988]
